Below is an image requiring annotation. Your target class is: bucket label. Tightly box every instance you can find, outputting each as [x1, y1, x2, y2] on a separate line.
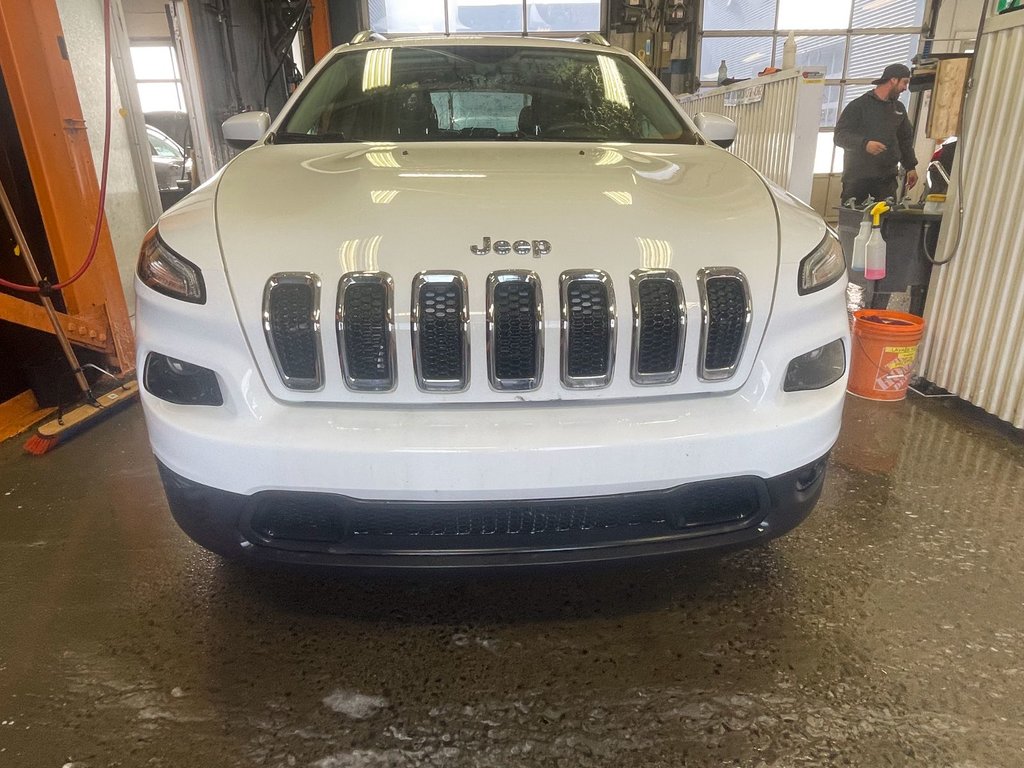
[874, 345, 918, 392]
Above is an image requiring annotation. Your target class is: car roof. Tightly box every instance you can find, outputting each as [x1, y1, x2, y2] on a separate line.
[331, 34, 627, 56]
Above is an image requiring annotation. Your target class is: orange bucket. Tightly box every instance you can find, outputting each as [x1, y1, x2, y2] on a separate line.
[848, 309, 926, 401]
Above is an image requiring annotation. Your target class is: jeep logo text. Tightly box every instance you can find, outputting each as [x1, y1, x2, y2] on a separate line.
[470, 237, 551, 258]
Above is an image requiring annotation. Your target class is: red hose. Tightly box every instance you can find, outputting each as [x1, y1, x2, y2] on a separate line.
[0, 0, 113, 294]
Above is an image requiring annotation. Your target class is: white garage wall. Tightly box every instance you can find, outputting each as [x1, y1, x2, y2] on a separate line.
[56, 0, 160, 315]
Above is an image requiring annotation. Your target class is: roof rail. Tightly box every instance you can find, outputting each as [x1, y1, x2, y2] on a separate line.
[350, 30, 388, 44]
[574, 32, 610, 46]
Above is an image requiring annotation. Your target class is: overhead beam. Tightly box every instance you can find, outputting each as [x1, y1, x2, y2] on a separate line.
[0, 293, 112, 353]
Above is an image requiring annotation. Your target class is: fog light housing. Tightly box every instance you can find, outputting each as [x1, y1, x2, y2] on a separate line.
[784, 339, 846, 392]
[144, 352, 223, 405]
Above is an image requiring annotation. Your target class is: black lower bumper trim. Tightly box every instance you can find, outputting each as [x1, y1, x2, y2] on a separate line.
[156, 453, 830, 570]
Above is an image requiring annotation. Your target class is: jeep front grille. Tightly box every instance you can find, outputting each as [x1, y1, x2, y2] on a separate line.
[560, 270, 615, 388]
[698, 268, 752, 381]
[263, 273, 323, 391]
[487, 271, 543, 391]
[262, 268, 752, 392]
[337, 273, 396, 391]
[412, 272, 470, 392]
[630, 269, 685, 385]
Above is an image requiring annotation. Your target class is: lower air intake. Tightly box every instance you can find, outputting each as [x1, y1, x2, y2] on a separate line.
[247, 476, 767, 553]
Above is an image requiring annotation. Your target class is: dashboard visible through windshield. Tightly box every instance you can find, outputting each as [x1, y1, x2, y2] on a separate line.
[276, 44, 699, 144]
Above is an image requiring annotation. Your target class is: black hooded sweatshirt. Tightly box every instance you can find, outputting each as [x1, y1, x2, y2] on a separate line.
[834, 90, 918, 182]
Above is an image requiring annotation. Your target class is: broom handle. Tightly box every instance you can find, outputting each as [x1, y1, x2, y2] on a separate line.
[0, 179, 93, 399]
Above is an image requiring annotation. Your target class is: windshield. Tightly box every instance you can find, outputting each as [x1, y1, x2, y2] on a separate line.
[148, 128, 183, 159]
[277, 45, 698, 144]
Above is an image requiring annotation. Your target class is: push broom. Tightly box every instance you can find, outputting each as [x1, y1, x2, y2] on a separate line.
[0, 177, 138, 455]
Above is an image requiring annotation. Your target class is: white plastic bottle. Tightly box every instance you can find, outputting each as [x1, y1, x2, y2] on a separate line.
[850, 210, 871, 272]
[718, 59, 728, 85]
[864, 202, 890, 281]
[783, 32, 797, 70]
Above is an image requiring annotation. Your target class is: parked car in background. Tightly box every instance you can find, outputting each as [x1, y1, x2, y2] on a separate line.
[144, 110, 191, 156]
[136, 34, 850, 569]
[146, 124, 192, 210]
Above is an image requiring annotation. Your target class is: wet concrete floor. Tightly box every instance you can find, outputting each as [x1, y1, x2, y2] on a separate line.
[1, 393, 1023, 767]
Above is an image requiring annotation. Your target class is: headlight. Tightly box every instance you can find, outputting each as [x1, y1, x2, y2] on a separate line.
[137, 226, 205, 304]
[784, 339, 846, 392]
[798, 231, 845, 295]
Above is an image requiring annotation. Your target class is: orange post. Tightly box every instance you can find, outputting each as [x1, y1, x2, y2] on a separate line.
[0, 0, 134, 373]
[310, 0, 334, 63]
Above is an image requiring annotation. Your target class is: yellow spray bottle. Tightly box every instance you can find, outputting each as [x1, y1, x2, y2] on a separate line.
[864, 201, 890, 281]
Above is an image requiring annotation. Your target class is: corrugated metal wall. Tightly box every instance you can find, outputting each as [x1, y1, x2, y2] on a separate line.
[919, 12, 1024, 429]
[679, 75, 797, 191]
[677, 70, 821, 202]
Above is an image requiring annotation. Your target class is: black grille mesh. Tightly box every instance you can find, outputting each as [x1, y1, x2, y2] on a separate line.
[268, 283, 318, 381]
[704, 276, 748, 372]
[637, 279, 680, 374]
[418, 280, 465, 382]
[566, 280, 610, 378]
[342, 282, 391, 383]
[249, 478, 764, 547]
[493, 281, 538, 381]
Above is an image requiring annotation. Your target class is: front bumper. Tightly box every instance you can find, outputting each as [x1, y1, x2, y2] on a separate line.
[158, 453, 830, 569]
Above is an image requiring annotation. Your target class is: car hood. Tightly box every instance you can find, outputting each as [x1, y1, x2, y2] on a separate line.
[216, 141, 777, 272]
[213, 142, 782, 403]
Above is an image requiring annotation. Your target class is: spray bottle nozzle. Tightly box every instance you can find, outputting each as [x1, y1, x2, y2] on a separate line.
[870, 201, 890, 227]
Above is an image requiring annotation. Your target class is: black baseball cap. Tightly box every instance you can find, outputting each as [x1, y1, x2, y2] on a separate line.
[872, 63, 911, 85]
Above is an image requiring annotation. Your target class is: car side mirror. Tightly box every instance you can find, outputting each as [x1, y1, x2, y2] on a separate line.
[694, 112, 738, 149]
[222, 111, 271, 150]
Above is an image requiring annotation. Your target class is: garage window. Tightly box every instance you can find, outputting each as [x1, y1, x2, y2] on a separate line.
[700, 0, 926, 172]
[130, 44, 186, 113]
[368, 0, 602, 35]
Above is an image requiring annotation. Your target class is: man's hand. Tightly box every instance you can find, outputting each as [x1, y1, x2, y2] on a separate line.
[906, 170, 919, 189]
[865, 140, 887, 155]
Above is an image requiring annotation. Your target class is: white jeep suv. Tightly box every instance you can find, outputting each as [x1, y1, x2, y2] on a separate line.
[135, 34, 849, 568]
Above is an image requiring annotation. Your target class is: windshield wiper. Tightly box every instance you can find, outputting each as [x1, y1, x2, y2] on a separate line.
[272, 131, 347, 144]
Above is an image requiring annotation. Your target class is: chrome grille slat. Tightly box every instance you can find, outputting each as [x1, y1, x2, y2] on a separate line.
[263, 273, 323, 391]
[337, 273, 396, 392]
[411, 272, 470, 392]
[560, 270, 615, 389]
[487, 271, 543, 391]
[630, 269, 685, 385]
[698, 268, 752, 381]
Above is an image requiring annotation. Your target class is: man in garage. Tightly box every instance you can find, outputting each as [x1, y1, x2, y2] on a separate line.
[834, 63, 919, 204]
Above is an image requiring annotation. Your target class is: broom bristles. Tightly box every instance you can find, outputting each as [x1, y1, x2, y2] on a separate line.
[23, 433, 59, 455]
